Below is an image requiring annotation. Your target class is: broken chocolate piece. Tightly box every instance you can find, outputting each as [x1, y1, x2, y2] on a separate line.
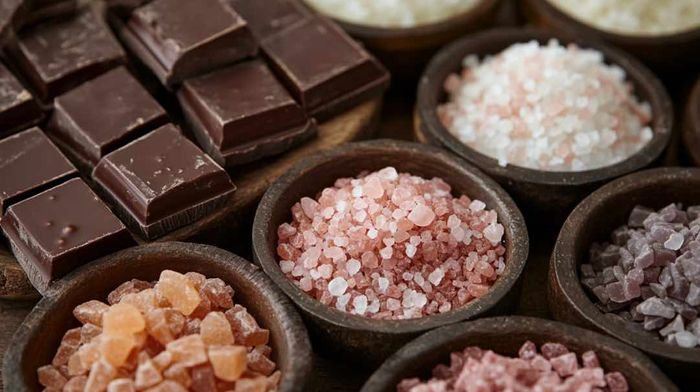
[0, 127, 77, 212]
[262, 17, 389, 120]
[0, 61, 43, 137]
[225, 0, 309, 40]
[178, 59, 316, 167]
[6, 7, 126, 100]
[121, 0, 257, 87]
[92, 124, 236, 239]
[1, 178, 134, 293]
[48, 66, 168, 170]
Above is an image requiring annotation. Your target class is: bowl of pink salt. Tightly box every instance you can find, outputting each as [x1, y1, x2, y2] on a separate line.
[551, 167, 700, 384]
[416, 28, 673, 224]
[361, 316, 676, 392]
[3, 242, 311, 392]
[252, 139, 529, 365]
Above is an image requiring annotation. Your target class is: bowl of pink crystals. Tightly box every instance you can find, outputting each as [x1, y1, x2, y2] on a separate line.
[3, 242, 312, 392]
[416, 28, 672, 223]
[253, 139, 529, 364]
[361, 316, 676, 392]
[552, 167, 700, 384]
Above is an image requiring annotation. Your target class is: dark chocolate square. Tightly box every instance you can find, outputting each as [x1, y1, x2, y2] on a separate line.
[226, 0, 309, 40]
[48, 66, 168, 170]
[0, 61, 43, 137]
[122, 0, 258, 87]
[6, 7, 126, 100]
[0, 127, 77, 212]
[93, 124, 236, 239]
[261, 17, 389, 120]
[1, 178, 134, 294]
[178, 59, 316, 167]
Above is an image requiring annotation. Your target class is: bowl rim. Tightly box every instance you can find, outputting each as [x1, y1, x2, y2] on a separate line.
[301, 0, 501, 40]
[360, 315, 678, 392]
[252, 139, 529, 335]
[416, 27, 674, 187]
[2, 241, 312, 392]
[682, 77, 700, 166]
[552, 167, 700, 364]
[525, 0, 700, 44]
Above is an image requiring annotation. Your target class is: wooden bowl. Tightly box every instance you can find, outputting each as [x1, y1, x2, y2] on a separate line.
[415, 28, 673, 225]
[522, 0, 700, 75]
[252, 139, 529, 366]
[682, 77, 700, 166]
[361, 316, 677, 392]
[550, 167, 700, 384]
[301, 0, 502, 81]
[2, 242, 312, 391]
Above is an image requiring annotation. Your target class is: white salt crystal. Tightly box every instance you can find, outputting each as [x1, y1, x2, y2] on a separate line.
[664, 232, 684, 251]
[377, 277, 389, 293]
[675, 331, 698, 348]
[279, 260, 295, 274]
[428, 268, 445, 286]
[405, 244, 417, 258]
[328, 277, 348, 296]
[346, 259, 361, 275]
[336, 293, 351, 311]
[367, 228, 378, 239]
[352, 295, 368, 315]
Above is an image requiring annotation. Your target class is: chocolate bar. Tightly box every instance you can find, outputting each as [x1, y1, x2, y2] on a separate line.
[121, 0, 258, 87]
[1, 178, 134, 293]
[226, 0, 310, 40]
[0, 62, 43, 137]
[24, 0, 77, 25]
[0, 0, 24, 46]
[261, 17, 389, 120]
[48, 66, 168, 170]
[0, 127, 77, 212]
[6, 7, 126, 100]
[92, 124, 236, 239]
[177, 59, 316, 167]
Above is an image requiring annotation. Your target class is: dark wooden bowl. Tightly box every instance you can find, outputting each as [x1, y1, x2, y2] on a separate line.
[682, 77, 700, 166]
[522, 0, 700, 75]
[2, 242, 312, 392]
[361, 316, 678, 392]
[302, 0, 502, 81]
[252, 139, 529, 366]
[550, 167, 700, 384]
[415, 28, 673, 225]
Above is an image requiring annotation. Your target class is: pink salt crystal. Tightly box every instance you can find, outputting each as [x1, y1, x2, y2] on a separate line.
[234, 376, 268, 392]
[68, 352, 87, 376]
[201, 278, 234, 310]
[81, 323, 103, 344]
[163, 364, 191, 387]
[166, 335, 207, 367]
[152, 351, 173, 371]
[107, 378, 136, 392]
[541, 342, 569, 359]
[208, 345, 247, 381]
[483, 223, 504, 245]
[200, 311, 235, 345]
[155, 270, 201, 316]
[606, 372, 629, 392]
[74, 300, 110, 326]
[582, 350, 600, 368]
[364, 177, 384, 199]
[38, 365, 67, 389]
[108, 280, 153, 305]
[248, 346, 276, 376]
[100, 334, 136, 367]
[225, 305, 270, 346]
[64, 375, 88, 391]
[190, 365, 217, 392]
[300, 197, 319, 218]
[185, 272, 206, 289]
[84, 360, 116, 392]
[103, 303, 146, 336]
[550, 352, 578, 377]
[518, 341, 537, 360]
[52, 328, 81, 366]
[134, 357, 163, 390]
[408, 204, 436, 227]
[145, 380, 188, 392]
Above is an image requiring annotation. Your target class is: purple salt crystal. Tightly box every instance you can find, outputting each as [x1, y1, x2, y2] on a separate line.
[659, 315, 684, 336]
[637, 297, 675, 319]
[619, 249, 634, 270]
[688, 206, 700, 221]
[626, 268, 644, 285]
[640, 286, 654, 300]
[668, 264, 690, 300]
[686, 283, 700, 306]
[650, 225, 674, 244]
[652, 245, 676, 267]
[648, 283, 667, 299]
[643, 267, 661, 284]
[611, 227, 630, 246]
[634, 246, 655, 269]
[601, 267, 616, 284]
[612, 266, 625, 282]
[664, 232, 685, 251]
[680, 257, 700, 282]
[629, 305, 644, 322]
[688, 319, 700, 336]
[582, 278, 599, 290]
[628, 206, 653, 228]
[592, 285, 610, 304]
[659, 203, 682, 223]
[644, 316, 667, 331]
[580, 264, 595, 279]
[658, 267, 673, 288]
[622, 280, 641, 301]
[605, 282, 627, 303]
[599, 247, 621, 268]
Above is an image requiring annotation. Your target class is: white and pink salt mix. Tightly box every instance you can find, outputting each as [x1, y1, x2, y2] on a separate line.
[397, 341, 629, 392]
[438, 39, 653, 172]
[276, 167, 507, 320]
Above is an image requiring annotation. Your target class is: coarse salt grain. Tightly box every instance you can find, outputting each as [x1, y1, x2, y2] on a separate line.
[549, 0, 700, 36]
[438, 40, 653, 172]
[277, 167, 506, 320]
[303, 0, 481, 28]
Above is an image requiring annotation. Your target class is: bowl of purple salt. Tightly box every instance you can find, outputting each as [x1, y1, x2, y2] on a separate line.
[415, 28, 673, 224]
[551, 167, 700, 384]
[361, 316, 676, 392]
[252, 139, 529, 365]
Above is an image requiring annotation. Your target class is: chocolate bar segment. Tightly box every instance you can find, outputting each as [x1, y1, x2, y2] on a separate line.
[0, 127, 77, 212]
[25, 0, 78, 25]
[226, 0, 309, 40]
[93, 124, 236, 239]
[0, 0, 24, 46]
[48, 66, 168, 170]
[178, 59, 316, 167]
[262, 18, 389, 120]
[1, 178, 134, 294]
[0, 61, 43, 137]
[6, 7, 126, 100]
[122, 0, 257, 87]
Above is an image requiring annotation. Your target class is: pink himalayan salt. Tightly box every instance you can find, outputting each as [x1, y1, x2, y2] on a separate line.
[397, 341, 628, 392]
[277, 167, 507, 320]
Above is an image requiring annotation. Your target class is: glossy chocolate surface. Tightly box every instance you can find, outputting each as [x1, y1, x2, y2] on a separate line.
[8, 7, 125, 100]
[0, 128, 77, 212]
[93, 124, 236, 239]
[262, 17, 388, 117]
[226, 0, 309, 40]
[1, 178, 134, 292]
[0, 62, 43, 137]
[124, 0, 257, 86]
[49, 67, 168, 167]
[178, 59, 315, 165]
